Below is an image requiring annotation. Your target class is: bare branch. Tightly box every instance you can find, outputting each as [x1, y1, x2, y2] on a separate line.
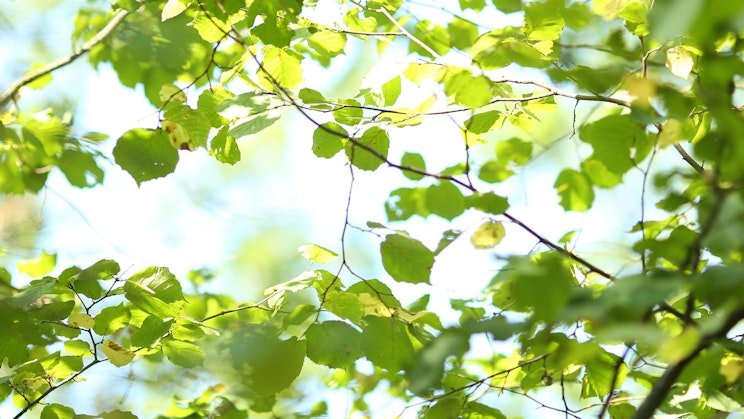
[0, 10, 130, 108]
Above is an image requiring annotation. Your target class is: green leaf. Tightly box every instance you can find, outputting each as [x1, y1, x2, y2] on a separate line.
[127, 266, 183, 303]
[385, 187, 429, 221]
[298, 244, 338, 264]
[158, 83, 186, 104]
[579, 114, 645, 175]
[448, 17, 479, 50]
[164, 105, 211, 149]
[299, 88, 329, 105]
[209, 126, 241, 165]
[163, 339, 205, 368]
[259, 46, 304, 90]
[495, 137, 533, 164]
[381, 76, 401, 106]
[581, 347, 628, 398]
[307, 30, 346, 57]
[511, 253, 575, 321]
[333, 99, 363, 125]
[58, 149, 104, 187]
[361, 317, 415, 371]
[581, 159, 622, 188]
[131, 316, 173, 347]
[554, 169, 594, 212]
[478, 160, 513, 183]
[410, 20, 451, 58]
[306, 321, 362, 368]
[464, 110, 504, 134]
[471, 221, 505, 249]
[408, 329, 469, 394]
[161, 0, 190, 21]
[312, 122, 347, 158]
[464, 192, 509, 214]
[228, 108, 281, 139]
[113, 128, 179, 186]
[266, 272, 316, 294]
[425, 182, 465, 221]
[401, 152, 426, 180]
[444, 70, 492, 108]
[123, 266, 184, 319]
[102, 340, 135, 367]
[41, 403, 75, 419]
[345, 127, 389, 171]
[16, 251, 56, 278]
[323, 291, 365, 324]
[492, 0, 522, 13]
[380, 233, 435, 284]
[229, 326, 306, 395]
[94, 304, 131, 335]
[198, 88, 234, 127]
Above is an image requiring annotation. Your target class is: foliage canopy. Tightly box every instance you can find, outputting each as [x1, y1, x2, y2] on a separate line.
[2, 0, 744, 418]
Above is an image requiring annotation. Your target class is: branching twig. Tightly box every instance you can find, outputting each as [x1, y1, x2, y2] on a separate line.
[0, 10, 130, 108]
[632, 307, 744, 419]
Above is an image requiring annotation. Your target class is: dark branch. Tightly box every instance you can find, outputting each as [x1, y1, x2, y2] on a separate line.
[0, 10, 130, 108]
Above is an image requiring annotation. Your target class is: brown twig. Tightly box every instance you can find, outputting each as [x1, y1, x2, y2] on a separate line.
[0, 10, 130, 108]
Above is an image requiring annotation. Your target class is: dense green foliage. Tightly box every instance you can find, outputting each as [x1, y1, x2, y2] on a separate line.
[2, 0, 744, 417]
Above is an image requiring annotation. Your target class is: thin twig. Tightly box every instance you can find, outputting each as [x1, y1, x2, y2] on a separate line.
[0, 10, 130, 107]
[372, 6, 441, 59]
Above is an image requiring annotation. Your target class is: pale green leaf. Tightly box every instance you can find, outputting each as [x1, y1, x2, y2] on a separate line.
[298, 243, 338, 264]
[361, 317, 415, 371]
[113, 128, 179, 186]
[163, 339, 205, 368]
[471, 221, 505, 249]
[16, 251, 56, 278]
[306, 321, 362, 368]
[380, 234, 435, 284]
[101, 340, 135, 367]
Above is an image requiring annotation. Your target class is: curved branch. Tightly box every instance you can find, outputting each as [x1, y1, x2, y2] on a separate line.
[632, 307, 744, 419]
[0, 9, 130, 108]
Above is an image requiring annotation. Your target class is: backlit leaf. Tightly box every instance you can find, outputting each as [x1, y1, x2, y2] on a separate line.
[361, 317, 415, 371]
[298, 243, 338, 264]
[102, 340, 135, 367]
[380, 233, 435, 284]
[113, 129, 179, 186]
[163, 339, 205, 368]
[346, 127, 389, 171]
[554, 169, 594, 211]
[306, 321, 362, 368]
[312, 122, 347, 158]
[471, 221, 505, 249]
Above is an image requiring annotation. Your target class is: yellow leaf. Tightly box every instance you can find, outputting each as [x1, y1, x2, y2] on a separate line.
[101, 340, 135, 367]
[471, 221, 505, 249]
[159, 84, 186, 103]
[162, 0, 191, 21]
[162, 120, 192, 151]
[592, 0, 633, 20]
[356, 293, 394, 317]
[666, 46, 695, 80]
[658, 119, 682, 148]
[659, 328, 700, 363]
[68, 313, 95, 329]
[720, 357, 744, 384]
[298, 244, 338, 264]
[16, 251, 57, 278]
[625, 76, 656, 107]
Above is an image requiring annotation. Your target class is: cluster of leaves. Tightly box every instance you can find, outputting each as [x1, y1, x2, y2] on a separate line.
[3, 0, 744, 418]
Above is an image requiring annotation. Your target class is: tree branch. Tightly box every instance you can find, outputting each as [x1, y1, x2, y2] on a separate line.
[632, 307, 744, 419]
[0, 9, 130, 108]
